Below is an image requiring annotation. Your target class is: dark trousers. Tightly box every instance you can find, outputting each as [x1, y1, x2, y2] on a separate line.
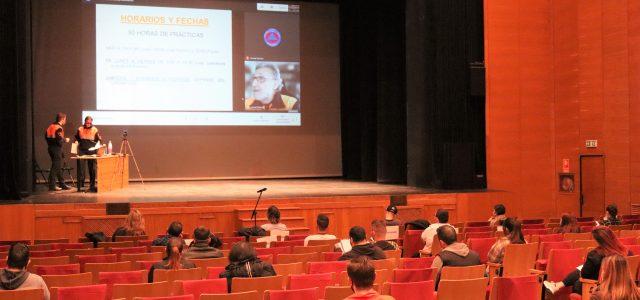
[77, 151, 96, 189]
[47, 147, 64, 188]
[562, 269, 582, 294]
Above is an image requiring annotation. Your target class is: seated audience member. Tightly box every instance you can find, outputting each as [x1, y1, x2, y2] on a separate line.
[0, 244, 50, 300]
[339, 226, 386, 261]
[219, 242, 276, 292]
[148, 237, 196, 282]
[304, 214, 337, 246]
[370, 220, 398, 251]
[112, 209, 146, 241]
[152, 221, 183, 246]
[260, 206, 288, 232]
[544, 227, 631, 295]
[384, 205, 401, 226]
[488, 204, 507, 228]
[590, 254, 640, 300]
[600, 204, 622, 226]
[431, 225, 481, 285]
[344, 257, 394, 300]
[183, 226, 223, 259]
[419, 209, 450, 255]
[554, 213, 581, 234]
[487, 218, 525, 264]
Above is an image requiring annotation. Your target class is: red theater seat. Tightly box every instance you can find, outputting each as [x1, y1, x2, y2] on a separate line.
[400, 257, 435, 269]
[178, 278, 227, 298]
[36, 264, 81, 275]
[265, 287, 319, 300]
[386, 280, 435, 300]
[288, 273, 334, 299]
[489, 275, 541, 300]
[57, 284, 107, 300]
[307, 261, 348, 274]
[393, 268, 437, 283]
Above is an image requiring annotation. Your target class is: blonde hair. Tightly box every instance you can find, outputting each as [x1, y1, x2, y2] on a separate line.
[597, 254, 640, 300]
[124, 209, 145, 236]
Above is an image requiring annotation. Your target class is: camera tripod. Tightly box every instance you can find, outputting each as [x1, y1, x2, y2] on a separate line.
[110, 133, 144, 190]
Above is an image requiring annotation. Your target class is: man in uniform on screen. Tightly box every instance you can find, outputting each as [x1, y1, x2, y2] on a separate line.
[245, 62, 299, 111]
[75, 116, 102, 193]
[45, 113, 71, 191]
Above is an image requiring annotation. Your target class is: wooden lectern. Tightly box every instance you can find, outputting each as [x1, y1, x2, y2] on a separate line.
[72, 154, 129, 192]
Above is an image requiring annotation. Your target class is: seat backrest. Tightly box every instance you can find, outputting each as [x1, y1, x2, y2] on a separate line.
[272, 240, 305, 248]
[440, 265, 485, 280]
[385, 280, 435, 300]
[464, 232, 494, 241]
[120, 252, 163, 263]
[98, 241, 135, 249]
[502, 243, 538, 277]
[27, 256, 70, 273]
[307, 261, 348, 274]
[190, 258, 228, 278]
[465, 221, 490, 227]
[369, 258, 397, 271]
[468, 238, 498, 263]
[563, 232, 591, 241]
[114, 235, 148, 243]
[256, 247, 293, 264]
[85, 261, 133, 283]
[200, 291, 260, 300]
[307, 239, 339, 248]
[35, 264, 81, 276]
[400, 257, 435, 269]
[437, 278, 488, 300]
[111, 246, 148, 258]
[273, 262, 305, 277]
[231, 275, 285, 297]
[402, 230, 425, 258]
[626, 255, 640, 279]
[206, 267, 226, 279]
[539, 241, 572, 260]
[30, 249, 63, 258]
[99, 270, 147, 299]
[322, 252, 342, 262]
[57, 284, 107, 300]
[324, 286, 355, 300]
[65, 248, 106, 262]
[464, 226, 492, 233]
[489, 275, 541, 300]
[176, 278, 227, 298]
[292, 245, 331, 254]
[78, 254, 118, 272]
[620, 230, 640, 238]
[0, 288, 45, 300]
[522, 229, 549, 236]
[618, 237, 638, 246]
[35, 238, 70, 245]
[50, 243, 92, 251]
[573, 240, 598, 249]
[537, 234, 563, 243]
[264, 287, 319, 300]
[545, 249, 584, 282]
[276, 253, 321, 270]
[384, 250, 402, 261]
[288, 273, 334, 299]
[393, 268, 437, 283]
[112, 281, 172, 300]
[152, 268, 202, 283]
[42, 272, 93, 290]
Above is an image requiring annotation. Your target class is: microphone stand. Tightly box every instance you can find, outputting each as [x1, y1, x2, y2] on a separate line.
[251, 190, 264, 230]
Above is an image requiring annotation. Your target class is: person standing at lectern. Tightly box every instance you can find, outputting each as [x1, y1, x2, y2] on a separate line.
[45, 113, 71, 191]
[75, 116, 101, 192]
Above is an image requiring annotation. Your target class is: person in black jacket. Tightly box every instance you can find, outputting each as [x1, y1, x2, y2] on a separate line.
[544, 227, 632, 294]
[370, 220, 398, 251]
[183, 226, 223, 259]
[338, 226, 386, 261]
[152, 221, 183, 246]
[74, 116, 101, 192]
[44, 113, 71, 191]
[219, 242, 276, 292]
[148, 238, 196, 282]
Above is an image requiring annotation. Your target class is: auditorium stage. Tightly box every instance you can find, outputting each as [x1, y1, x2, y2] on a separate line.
[24, 178, 438, 204]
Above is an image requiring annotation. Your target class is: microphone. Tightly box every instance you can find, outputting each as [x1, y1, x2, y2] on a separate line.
[257, 187, 267, 193]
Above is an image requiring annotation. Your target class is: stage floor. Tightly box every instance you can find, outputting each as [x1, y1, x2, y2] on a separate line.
[24, 178, 437, 204]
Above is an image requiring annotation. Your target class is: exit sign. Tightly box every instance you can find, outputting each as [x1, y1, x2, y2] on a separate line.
[586, 140, 598, 148]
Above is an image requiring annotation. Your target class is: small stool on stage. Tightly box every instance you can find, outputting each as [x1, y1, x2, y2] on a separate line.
[71, 154, 129, 193]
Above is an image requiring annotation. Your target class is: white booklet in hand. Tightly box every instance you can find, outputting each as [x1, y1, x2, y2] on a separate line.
[70, 141, 78, 155]
[337, 239, 352, 253]
[88, 141, 102, 151]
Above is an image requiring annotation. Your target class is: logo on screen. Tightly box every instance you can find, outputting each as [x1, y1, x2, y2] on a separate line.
[263, 28, 282, 47]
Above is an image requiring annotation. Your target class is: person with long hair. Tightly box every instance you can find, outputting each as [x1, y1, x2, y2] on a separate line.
[487, 217, 526, 263]
[544, 227, 630, 295]
[112, 209, 146, 241]
[590, 254, 640, 300]
[148, 237, 196, 282]
[554, 214, 581, 234]
[219, 242, 276, 292]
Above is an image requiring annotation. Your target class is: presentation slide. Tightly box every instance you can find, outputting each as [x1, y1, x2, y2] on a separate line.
[86, 2, 302, 126]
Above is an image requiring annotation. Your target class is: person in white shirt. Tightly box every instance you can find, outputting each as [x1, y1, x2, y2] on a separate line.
[419, 209, 450, 255]
[304, 214, 337, 246]
[260, 205, 288, 232]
